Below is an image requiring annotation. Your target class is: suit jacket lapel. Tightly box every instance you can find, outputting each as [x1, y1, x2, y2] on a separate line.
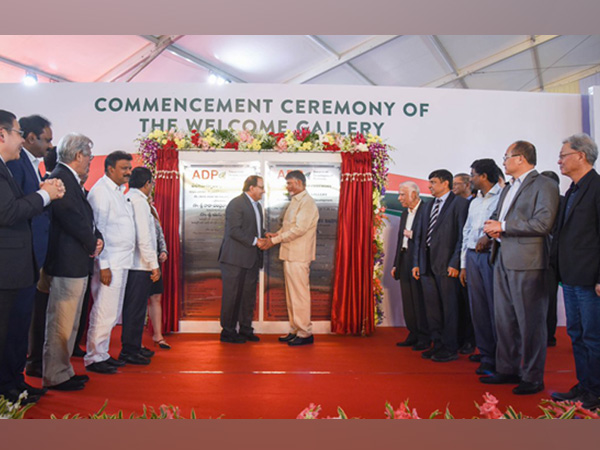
[432, 192, 455, 232]
[0, 159, 24, 197]
[242, 194, 258, 237]
[563, 171, 594, 225]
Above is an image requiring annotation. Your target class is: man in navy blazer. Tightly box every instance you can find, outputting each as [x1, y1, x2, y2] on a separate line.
[218, 175, 266, 343]
[0, 115, 53, 401]
[550, 134, 600, 410]
[0, 110, 63, 404]
[412, 169, 469, 362]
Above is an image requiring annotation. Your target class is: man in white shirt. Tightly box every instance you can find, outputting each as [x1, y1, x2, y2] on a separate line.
[391, 181, 429, 350]
[84, 151, 135, 374]
[119, 167, 160, 364]
[459, 159, 502, 376]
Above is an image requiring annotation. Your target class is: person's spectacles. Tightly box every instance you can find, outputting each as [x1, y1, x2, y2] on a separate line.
[2, 127, 24, 137]
[80, 152, 94, 161]
[558, 151, 579, 160]
[502, 154, 521, 162]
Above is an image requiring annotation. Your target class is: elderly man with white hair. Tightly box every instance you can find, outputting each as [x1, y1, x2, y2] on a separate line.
[391, 181, 430, 350]
[42, 133, 103, 392]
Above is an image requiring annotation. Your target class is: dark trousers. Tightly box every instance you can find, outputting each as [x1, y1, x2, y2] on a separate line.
[0, 285, 35, 392]
[26, 288, 49, 374]
[0, 289, 18, 378]
[458, 284, 475, 348]
[219, 261, 259, 336]
[121, 270, 154, 355]
[397, 250, 429, 344]
[465, 250, 497, 365]
[546, 266, 559, 342]
[420, 263, 461, 353]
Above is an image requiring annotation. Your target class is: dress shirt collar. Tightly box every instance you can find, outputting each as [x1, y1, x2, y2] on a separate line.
[59, 162, 82, 185]
[511, 168, 535, 186]
[408, 199, 421, 214]
[102, 174, 127, 192]
[129, 187, 147, 199]
[435, 190, 450, 204]
[481, 183, 501, 198]
[292, 189, 308, 201]
[244, 192, 258, 205]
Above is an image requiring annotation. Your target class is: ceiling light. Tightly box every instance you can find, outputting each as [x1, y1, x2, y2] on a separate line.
[23, 72, 38, 86]
[208, 73, 230, 85]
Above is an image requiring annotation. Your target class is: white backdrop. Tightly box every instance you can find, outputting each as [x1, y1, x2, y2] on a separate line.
[0, 82, 587, 326]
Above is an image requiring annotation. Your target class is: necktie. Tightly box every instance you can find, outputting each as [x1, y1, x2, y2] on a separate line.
[426, 199, 441, 246]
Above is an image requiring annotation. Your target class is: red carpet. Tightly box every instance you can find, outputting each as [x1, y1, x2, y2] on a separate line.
[23, 327, 575, 419]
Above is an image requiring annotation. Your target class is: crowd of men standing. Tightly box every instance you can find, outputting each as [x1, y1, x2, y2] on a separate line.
[392, 135, 600, 409]
[0, 109, 169, 405]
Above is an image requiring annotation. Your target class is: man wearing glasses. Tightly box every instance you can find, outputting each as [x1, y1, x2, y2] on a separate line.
[43, 133, 104, 392]
[481, 141, 559, 395]
[551, 134, 600, 410]
[0, 110, 64, 404]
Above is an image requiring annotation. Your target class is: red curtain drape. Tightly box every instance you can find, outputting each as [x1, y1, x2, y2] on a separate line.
[154, 148, 181, 333]
[331, 151, 374, 336]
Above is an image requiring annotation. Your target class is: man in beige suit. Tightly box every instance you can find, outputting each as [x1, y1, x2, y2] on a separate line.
[265, 170, 319, 346]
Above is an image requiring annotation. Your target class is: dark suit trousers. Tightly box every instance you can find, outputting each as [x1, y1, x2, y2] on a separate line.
[0, 289, 18, 376]
[0, 285, 35, 392]
[220, 261, 259, 336]
[121, 270, 153, 355]
[397, 250, 429, 343]
[420, 251, 460, 352]
[26, 288, 49, 373]
[494, 248, 548, 383]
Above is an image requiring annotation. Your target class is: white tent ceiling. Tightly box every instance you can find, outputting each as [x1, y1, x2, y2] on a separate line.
[1, 35, 599, 92]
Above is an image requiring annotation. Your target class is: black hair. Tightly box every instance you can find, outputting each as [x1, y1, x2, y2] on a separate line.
[18, 115, 51, 139]
[0, 109, 17, 129]
[285, 170, 306, 185]
[243, 175, 263, 192]
[540, 170, 560, 184]
[428, 169, 453, 189]
[471, 158, 500, 184]
[129, 166, 153, 189]
[104, 150, 132, 172]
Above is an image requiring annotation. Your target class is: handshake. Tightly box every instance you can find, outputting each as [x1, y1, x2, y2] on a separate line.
[257, 232, 277, 250]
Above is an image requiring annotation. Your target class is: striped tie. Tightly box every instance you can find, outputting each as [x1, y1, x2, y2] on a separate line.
[426, 199, 441, 246]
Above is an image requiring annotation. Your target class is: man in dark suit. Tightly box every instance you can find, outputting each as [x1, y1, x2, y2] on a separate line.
[482, 140, 559, 395]
[550, 133, 600, 410]
[0, 110, 63, 404]
[0, 115, 53, 401]
[412, 169, 469, 362]
[391, 181, 429, 350]
[218, 175, 265, 343]
[43, 132, 103, 391]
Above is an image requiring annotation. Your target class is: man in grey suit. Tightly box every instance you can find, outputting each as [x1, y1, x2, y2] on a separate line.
[218, 175, 266, 344]
[481, 140, 559, 395]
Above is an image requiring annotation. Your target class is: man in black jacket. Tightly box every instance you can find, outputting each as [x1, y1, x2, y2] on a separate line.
[43, 133, 103, 392]
[391, 181, 429, 350]
[0, 110, 63, 404]
[551, 133, 600, 410]
[218, 175, 265, 343]
[412, 169, 469, 362]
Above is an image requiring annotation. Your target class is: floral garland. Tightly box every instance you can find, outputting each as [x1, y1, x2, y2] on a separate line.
[138, 128, 390, 324]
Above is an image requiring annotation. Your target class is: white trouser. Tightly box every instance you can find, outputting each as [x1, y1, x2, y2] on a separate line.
[84, 267, 129, 366]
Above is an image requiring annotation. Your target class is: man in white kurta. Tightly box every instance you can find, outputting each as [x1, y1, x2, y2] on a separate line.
[267, 170, 319, 346]
[84, 151, 135, 374]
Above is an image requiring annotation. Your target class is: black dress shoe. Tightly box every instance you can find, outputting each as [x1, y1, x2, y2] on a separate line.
[513, 381, 544, 395]
[140, 347, 155, 358]
[71, 374, 90, 383]
[475, 363, 496, 375]
[25, 366, 43, 378]
[72, 346, 86, 357]
[119, 352, 151, 365]
[480, 373, 521, 384]
[575, 390, 600, 410]
[47, 378, 85, 391]
[459, 342, 475, 355]
[240, 333, 260, 342]
[86, 361, 118, 374]
[278, 333, 297, 342]
[106, 356, 126, 367]
[396, 337, 418, 347]
[220, 333, 246, 344]
[421, 347, 441, 359]
[469, 354, 482, 363]
[551, 384, 582, 402]
[19, 381, 48, 396]
[412, 342, 431, 351]
[432, 349, 459, 362]
[288, 335, 314, 346]
[0, 388, 41, 405]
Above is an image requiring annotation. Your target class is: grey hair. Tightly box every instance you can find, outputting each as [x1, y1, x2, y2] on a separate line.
[400, 181, 420, 195]
[563, 133, 598, 166]
[57, 133, 94, 164]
